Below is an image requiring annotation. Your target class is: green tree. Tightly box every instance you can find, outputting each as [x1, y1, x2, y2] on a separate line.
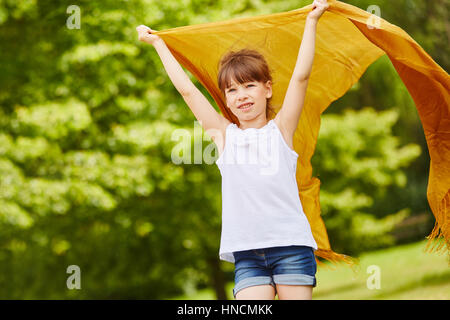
[313, 107, 421, 255]
[0, 0, 228, 299]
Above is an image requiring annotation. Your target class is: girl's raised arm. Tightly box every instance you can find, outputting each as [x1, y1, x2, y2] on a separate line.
[276, 0, 329, 139]
[136, 25, 228, 135]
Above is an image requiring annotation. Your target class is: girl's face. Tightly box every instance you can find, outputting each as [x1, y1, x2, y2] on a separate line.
[225, 78, 272, 120]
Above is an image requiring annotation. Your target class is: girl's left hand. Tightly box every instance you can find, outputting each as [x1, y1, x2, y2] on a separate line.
[307, 0, 329, 21]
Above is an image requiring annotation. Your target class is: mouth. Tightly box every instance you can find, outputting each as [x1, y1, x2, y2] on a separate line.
[238, 102, 253, 110]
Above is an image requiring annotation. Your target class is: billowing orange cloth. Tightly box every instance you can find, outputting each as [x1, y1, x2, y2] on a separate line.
[154, 0, 450, 264]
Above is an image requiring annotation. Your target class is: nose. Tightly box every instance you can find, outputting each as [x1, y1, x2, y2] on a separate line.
[236, 87, 249, 101]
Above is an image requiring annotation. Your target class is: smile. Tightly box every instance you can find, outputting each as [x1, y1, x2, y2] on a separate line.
[238, 103, 253, 110]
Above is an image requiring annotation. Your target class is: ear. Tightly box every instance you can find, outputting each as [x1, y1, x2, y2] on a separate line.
[265, 80, 272, 99]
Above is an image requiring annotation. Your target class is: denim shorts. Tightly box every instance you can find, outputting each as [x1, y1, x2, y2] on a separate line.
[232, 245, 317, 298]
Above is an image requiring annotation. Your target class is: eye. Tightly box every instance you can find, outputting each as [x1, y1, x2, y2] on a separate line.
[227, 84, 254, 92]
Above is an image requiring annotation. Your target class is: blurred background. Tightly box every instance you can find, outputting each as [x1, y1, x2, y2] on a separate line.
[0, 0, 448, 299]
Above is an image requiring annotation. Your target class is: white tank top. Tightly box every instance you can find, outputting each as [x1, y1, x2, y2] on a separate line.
[215, 119, 318, 263]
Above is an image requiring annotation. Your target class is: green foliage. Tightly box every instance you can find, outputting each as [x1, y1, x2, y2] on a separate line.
[313, 107, 421, 254]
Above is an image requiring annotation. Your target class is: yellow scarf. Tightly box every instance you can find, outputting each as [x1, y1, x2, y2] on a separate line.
[154, 0, 450, 264]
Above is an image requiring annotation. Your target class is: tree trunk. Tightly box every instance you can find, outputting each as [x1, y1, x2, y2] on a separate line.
[207, 256, 228, 300]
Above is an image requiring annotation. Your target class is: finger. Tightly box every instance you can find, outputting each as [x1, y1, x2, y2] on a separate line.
[316, 1, 327, 9]
[140, 25, 152, 33]
[137, 26, 148, 34]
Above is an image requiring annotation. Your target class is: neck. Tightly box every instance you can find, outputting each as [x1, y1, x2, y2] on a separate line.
[238, 116, 269, 130]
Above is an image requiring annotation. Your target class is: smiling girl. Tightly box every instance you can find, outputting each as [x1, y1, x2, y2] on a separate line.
[137, 0, 329, 300]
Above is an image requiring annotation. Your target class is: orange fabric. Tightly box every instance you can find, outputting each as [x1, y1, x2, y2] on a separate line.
[154, 0, 450, 264]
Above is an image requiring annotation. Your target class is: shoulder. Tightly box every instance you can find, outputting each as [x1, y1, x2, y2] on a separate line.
[273, 114, 295, 150]
[222, 118, 233, 129]
[210, 117, 233, 140]
[219, 118, 233, 136]
[273, 115, 282, 131]
[214, 118, 233, 155]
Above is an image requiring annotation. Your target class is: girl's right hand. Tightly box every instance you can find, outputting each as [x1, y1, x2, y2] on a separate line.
[136, 25, 161, 45]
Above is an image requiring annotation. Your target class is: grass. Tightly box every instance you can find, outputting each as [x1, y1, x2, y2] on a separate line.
[313, 240, 450, 299]
[173, 240, 450, 300]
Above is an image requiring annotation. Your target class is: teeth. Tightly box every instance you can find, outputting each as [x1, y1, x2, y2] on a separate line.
[240, 103, 252, 109]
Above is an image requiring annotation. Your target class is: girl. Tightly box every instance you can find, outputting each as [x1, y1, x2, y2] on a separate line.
[137, 0, 329, 300]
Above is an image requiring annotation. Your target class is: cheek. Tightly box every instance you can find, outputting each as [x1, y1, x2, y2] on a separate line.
[257, 89, 266, 99]
[258, 91, 267, 103]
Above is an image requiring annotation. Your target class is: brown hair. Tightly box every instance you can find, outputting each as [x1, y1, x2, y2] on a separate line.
[217, 48, 276, 120]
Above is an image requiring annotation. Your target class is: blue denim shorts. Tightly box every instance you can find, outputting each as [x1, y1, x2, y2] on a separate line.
[232, 245, 317, 298]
